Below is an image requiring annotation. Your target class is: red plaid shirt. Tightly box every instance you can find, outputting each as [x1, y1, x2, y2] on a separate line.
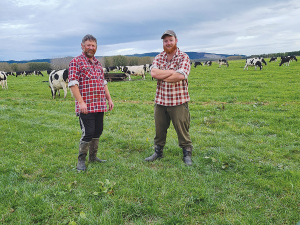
[68, 53, 107, 115]
[151, 48, 191, 106]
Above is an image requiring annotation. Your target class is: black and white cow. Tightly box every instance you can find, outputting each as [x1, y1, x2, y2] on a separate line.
[269, 57, 277, 62]
[6, 72, 15, 76]
[194, 62, 202, 68]
[218, 59, 229, 67]
[15, 71, 24, 77]
[279, 56, 293, 66]
[122, 65, 145, 80]
[244, 57, 266, 70]
[49, 69, 72, 99]
[203, 61, 212, 66]
[145, 64, 151, 73]
[34, 71, 43, 76]
[290, 55, 297, 62]
[0, 71, 8, 89]
[107, 66, 119, 72]
[47, 70, 55, 75]
[23, 71, 34, 76]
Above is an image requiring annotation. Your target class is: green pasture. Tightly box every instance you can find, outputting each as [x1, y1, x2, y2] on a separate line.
[0, 59, 300, 224]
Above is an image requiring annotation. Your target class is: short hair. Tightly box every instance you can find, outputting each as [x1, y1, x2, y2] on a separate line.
[82, 34, 97, 44]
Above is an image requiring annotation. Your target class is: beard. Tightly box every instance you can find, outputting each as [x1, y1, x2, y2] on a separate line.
[84, 49, 96, 59]
[164, 43, 177, 54]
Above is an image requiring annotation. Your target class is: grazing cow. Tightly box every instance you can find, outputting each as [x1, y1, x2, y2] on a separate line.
[6, 72, 15, 76]
[218, 59, 229, 67]
[122, 65, 145, 80]
[15, 71, 24, 77]
[290, 55, 297, 62]
[203, 61, 212, 66]
[194, 62, 202, 68]
[244, 57, 266, 70]
[279, 56, 293, 66]
[0, 71, 8, 89]
[23, 71, 34, 76]
[34, 71, 44, 76]
[49, 69, 71, 99]
[269, 57, 277, 62]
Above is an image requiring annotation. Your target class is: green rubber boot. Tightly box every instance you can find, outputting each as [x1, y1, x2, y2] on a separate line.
[77, 141, 90, 171]
[88, 138, 107, 163]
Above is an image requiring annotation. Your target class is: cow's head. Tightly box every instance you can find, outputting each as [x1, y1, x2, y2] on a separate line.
[262, 58, 267, 65]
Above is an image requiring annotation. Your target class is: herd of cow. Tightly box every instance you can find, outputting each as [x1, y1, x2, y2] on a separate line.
[0, 55, 298, 98]
[194, 56, 298, 71]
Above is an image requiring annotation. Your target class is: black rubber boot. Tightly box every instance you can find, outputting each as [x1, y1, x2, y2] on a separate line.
[88, 138, 107, 163]
[77, 141, 90, 171]
[183, 146, 193, 166]
[145, 145, 164, 162]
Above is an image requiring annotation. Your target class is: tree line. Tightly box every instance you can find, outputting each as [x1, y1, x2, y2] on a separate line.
[251, 50, 300, 58]
[0, 55, 154, 73]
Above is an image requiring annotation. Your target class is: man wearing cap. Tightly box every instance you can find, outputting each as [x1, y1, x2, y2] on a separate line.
[145, 30, 193, 165]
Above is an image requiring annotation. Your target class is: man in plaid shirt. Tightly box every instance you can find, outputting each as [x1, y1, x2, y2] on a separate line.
[145, 30, 193, 166]
[69, 34, 114, 172]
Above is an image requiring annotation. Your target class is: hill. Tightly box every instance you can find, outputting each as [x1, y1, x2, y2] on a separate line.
[125, 52, 246, 60]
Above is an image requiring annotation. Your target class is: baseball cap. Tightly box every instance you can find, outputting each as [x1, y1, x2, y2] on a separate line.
[161, 30, 177, 39]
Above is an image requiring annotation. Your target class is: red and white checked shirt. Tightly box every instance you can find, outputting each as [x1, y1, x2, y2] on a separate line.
[151, 48, 191, 106]
[68, 53, 107, 115]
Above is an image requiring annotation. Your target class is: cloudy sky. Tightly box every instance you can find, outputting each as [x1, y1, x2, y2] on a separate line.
[1, 0, 300, 61]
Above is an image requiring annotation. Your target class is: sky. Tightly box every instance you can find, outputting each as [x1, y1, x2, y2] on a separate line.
[1, 0, 300, 61]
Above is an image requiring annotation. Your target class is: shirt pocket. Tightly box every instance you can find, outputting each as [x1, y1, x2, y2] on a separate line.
[81, 66, 93, 80]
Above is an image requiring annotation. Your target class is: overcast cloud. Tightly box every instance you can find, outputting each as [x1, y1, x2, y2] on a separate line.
[1, 0, 300, 61]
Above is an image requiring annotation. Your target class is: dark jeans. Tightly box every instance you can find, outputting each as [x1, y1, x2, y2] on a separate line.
[154, 103, 192, 149]
[79, 112, 104, 142]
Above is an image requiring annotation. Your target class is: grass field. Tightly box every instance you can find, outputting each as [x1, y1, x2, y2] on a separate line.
[1, 59, 300, 224]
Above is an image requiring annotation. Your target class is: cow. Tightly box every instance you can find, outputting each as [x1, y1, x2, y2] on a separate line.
[47, 70, 55, 75]
[218, 59, 229, 67]
[34, 71, 43, 76]
[194, 62, 202, 68]
[107, 66, 119, 72]
[279, 56, 293, 66]
[122, 65, 145, 80]
[15, 71, 24, 77]
[244, 57, 266, 70]
[145, 64, 151, 73]
[269, 57, 277, 62]
[0, 71, 8, 89]
[49, 69, 72, 99]
[203, 61, 212, 66]
[290, 55, 297, 62]
[23, 71, 34, 76]
[6, 72, 15, 76]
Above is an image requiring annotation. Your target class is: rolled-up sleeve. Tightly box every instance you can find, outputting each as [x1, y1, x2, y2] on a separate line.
[68, 58, 79, 87]
[150, 56, 160, 71]
[176, 54, 190, 79]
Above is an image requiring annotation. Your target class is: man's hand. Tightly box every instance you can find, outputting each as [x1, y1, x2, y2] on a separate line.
[107, 99, 114, 111]
[162, 72, 185, 83]
[78, 101, 88, 114]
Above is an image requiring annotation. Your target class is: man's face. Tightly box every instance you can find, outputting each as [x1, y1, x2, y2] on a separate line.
[81, 40, 97, 59]
[163, 35, 177, 54]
